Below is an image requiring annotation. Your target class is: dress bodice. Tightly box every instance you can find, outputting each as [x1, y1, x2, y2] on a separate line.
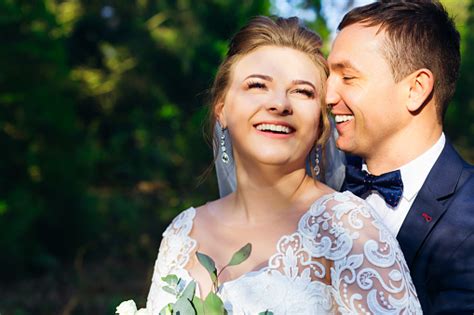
[146, 191, 422, 314]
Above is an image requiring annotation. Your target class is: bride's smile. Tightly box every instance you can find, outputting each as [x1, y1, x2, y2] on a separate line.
[254, 122, 295, 137]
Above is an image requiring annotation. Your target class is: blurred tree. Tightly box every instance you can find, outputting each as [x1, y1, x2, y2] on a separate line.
[445, 0, 474, 162]
[0, 0, 98, 278]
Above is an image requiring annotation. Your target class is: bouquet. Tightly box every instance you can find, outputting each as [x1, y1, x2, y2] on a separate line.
[116, 243, 273, 315]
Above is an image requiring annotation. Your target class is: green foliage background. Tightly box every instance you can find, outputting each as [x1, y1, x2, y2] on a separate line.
[0, 1, 472, 314]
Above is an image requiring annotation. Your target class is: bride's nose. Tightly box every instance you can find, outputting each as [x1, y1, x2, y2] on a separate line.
[265, 91, 292, 115]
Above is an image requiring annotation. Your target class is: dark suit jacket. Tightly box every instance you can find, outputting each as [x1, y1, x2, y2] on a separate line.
[344, 142, 474, 314]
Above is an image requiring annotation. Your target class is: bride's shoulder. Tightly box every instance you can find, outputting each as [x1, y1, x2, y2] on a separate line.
[305, 190, 377, 226]
[193, 193, 235, 223]
[162, 206, 197, 238]
[310, 190, 367, 210]
[163, 196, 226, 238]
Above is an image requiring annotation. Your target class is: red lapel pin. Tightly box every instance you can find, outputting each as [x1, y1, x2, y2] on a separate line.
[422, 212, 432, 222]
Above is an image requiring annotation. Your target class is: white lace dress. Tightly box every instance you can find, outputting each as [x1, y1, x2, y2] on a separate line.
[146, 191, 422, 314]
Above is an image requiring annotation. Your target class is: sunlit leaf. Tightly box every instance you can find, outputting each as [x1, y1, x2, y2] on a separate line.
[0, 201, 8, 215]
[192, 295, 205, 315]
[159, 103, 181, 119]
[159, 303, 173, 315]
[161, 274, 179, 286]
[203, 292, 225, 314]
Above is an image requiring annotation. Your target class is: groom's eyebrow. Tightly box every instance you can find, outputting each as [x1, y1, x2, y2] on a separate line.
[330, 60, 361, 73]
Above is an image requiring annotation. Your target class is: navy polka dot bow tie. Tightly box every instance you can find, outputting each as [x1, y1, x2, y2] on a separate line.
[345, 165, 404, 207]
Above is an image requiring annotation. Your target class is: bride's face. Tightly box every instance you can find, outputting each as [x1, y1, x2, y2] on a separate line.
[216, 45, 322, 170]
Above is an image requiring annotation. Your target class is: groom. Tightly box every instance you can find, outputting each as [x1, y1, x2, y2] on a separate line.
[326, 1, 474, 314]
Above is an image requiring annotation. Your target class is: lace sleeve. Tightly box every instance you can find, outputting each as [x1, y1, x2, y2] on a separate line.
[300, 192, 422, 314]
[146, 208, 197, 314]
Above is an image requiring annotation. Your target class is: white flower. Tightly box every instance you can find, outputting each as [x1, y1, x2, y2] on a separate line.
[116, 300, 137, 315]
[135, 308, 150, 315]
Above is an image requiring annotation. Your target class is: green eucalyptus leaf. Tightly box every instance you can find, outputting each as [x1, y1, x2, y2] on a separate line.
[258, 311, 274, 315]
[159, 303, 173, 315]
[174, 295, 196, 315]
[227, 243, 252, 267]
[192, 296, 205, 315]
[162, 286, 177, 295]
[203, 292, 225, 314]
[162, 274, 179, 286]
[196, 252, 217, 283]
[180, 280, 196, 301]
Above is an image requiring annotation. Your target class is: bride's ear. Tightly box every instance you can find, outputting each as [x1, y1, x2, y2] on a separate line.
[214, 101, 227, 128]
[406, 68, 434, 112]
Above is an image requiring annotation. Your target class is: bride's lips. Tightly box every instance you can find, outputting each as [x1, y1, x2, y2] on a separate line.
[254, 121, 295, 138]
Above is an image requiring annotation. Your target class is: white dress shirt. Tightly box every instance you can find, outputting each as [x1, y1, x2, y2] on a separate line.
[362, 133, 446, 236]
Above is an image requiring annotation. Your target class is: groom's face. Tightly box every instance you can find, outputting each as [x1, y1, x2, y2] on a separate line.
[326, 23, 408, 159]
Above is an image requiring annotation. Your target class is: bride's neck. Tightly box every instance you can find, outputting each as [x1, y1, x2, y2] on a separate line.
[230, 166, 314, 224]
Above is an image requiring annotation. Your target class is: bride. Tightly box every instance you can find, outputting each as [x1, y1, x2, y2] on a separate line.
[146, 16, 421, 314]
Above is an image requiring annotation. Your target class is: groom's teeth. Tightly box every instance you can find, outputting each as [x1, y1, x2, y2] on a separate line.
[256, 124, 291, 133]
[334, 115, 354, 123]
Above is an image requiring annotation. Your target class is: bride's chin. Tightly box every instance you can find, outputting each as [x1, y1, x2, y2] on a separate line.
[238, 156, 305, 171]
[233, 147, 308, 170]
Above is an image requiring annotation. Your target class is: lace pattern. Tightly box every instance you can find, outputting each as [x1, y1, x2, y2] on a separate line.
[146, 208, 197, 312]
[147, 192, 422, 314]
[302, 193, 420, 314]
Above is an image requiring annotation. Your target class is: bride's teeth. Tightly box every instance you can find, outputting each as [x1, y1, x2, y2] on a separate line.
[335, 115, 354, 123]
[256, 124, 291, 133]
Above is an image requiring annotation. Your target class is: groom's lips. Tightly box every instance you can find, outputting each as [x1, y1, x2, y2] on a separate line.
[333, 114, 354, 124]
[332, 113, 354, 134]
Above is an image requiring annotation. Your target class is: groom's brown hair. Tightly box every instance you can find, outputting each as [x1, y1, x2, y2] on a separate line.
[339, 0, 460, 122]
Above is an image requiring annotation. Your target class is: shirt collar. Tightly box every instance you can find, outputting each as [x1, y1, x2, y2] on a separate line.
[399, 133, 445, 201]
[362, 133, 446, 202]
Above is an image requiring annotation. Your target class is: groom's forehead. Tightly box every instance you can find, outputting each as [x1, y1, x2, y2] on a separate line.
[328, 24, 387, 68]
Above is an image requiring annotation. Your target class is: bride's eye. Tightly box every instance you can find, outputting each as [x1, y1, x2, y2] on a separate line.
[247, 81, 267, 90]
[293, 88, 315, 98]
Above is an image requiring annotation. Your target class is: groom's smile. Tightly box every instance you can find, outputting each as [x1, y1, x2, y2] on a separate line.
[333, 115, 354, 124]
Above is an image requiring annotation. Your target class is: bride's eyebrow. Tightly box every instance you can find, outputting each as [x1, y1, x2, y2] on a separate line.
[244, 74, 273, 81]
[292, 80, 316, 90]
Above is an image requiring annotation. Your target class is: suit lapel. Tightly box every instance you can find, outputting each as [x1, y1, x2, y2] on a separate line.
[397, 142, 464, 267]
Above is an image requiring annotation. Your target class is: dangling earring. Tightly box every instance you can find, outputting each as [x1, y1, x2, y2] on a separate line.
[313, 145, 321, 176]
[220, 127, 230, 164]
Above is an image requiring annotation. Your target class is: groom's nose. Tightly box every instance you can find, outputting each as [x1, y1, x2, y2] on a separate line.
[325, 75, 340, 109]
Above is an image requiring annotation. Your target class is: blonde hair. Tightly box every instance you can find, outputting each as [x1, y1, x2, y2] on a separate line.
[208, 16, 330, 176]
